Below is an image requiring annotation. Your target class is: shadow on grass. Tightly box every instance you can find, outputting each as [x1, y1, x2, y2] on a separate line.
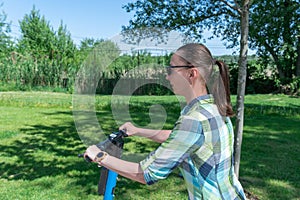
[0, 115, 100, 194]
[239, 103, 300, 199]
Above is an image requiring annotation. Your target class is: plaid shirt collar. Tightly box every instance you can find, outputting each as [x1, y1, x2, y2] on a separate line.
[181, 94, 214, 115]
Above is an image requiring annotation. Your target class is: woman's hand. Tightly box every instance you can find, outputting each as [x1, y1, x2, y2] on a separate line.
[119, 122, 139, 136]
[120, 122, 172, 143]
[84, 145, 102, 162]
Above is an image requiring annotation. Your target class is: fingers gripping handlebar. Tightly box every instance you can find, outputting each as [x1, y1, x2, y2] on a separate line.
[78, 130, 128, 162]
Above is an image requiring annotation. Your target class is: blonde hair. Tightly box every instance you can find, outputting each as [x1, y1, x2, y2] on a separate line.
[176, 43, 234, 117]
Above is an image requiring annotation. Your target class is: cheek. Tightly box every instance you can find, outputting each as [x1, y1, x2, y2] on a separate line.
[171, 75, 190, 90]
[177, 74, 190, 85]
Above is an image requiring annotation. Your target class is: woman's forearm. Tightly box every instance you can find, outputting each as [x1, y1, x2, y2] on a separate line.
[135, 128, 172, 143]
[100, 155, 146, 184]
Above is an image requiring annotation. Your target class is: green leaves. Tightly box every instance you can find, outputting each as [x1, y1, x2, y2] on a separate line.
[249, 0, 299, 89]
[0, 3, 13, 58]
[122, 0, 240, 41]
[18, 7, 55, 56]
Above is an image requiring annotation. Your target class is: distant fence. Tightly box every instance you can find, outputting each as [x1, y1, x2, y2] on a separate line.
[96, 78, 172, 95]
[76, 78, 172, 95]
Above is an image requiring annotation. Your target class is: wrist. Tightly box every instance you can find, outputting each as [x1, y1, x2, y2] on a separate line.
[98, 153, 109, 165]
[95, 151, 108, 163]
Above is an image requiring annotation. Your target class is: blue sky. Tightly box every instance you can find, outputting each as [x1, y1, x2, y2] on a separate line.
[1, 0, 254, 55]
[1, 0, 133, 42]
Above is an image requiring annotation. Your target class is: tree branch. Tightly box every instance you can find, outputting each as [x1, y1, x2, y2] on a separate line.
[173, 10, 229, 28]
[234, 0, 243, 12]
[219, 0, 242, 14]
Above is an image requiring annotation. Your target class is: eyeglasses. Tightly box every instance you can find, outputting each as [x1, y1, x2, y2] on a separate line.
[166, 66, 194, 75]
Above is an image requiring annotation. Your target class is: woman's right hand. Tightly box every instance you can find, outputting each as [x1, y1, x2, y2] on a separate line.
[119, 122, 139, 137]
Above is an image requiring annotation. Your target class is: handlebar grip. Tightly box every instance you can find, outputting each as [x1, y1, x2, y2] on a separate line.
[78, 154, 93, 162]
[119, 129, 128, 137]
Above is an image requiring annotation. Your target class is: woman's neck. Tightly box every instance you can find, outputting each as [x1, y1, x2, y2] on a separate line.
[184, 86, 208, 104]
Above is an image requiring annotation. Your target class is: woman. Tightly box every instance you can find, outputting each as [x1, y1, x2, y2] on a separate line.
[85, 43, 246, 199]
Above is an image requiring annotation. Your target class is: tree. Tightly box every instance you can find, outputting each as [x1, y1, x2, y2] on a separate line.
[122, 0, 252, 177]
[79, 38, 104, 50]
[234, 0, 250, 177]
[78, 38, 105, 61]
[55, 22, 77, 65]
[249, 0, 300, 92]
[17, 6, 79, 88]
[53, 22, 79, 88]
[17, 7, 61, 86]
[0, 3, 16, 84]
[18, 6, 56, 60]
[0, 3, 13, 58]
[297, 33, 300, 77]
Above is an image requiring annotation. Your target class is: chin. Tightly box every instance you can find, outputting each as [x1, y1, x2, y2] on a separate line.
[172, 89, 183, 96]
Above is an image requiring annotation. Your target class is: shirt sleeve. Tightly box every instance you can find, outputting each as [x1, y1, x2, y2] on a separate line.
[139, 115, 205, 185]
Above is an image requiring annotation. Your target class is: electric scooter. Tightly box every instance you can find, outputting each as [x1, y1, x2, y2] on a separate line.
[78, 130, 127, 200]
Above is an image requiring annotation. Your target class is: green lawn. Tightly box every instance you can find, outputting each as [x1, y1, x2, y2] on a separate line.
[0, 92, 299, 200]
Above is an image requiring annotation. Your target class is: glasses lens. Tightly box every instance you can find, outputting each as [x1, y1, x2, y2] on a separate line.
[166, 67, 172, 75]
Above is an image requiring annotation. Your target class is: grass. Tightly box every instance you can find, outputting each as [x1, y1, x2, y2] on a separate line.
[238, 95, 300, 200]
[0, 92, 299, 199]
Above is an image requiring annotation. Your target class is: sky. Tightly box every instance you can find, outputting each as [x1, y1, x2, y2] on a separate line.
[1, 0, 254, 55]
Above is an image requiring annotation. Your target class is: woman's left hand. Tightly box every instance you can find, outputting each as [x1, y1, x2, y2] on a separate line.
[84, 145, 101, 162]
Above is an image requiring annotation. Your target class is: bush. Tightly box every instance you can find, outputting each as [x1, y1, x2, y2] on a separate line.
[228, 60, 278, 95]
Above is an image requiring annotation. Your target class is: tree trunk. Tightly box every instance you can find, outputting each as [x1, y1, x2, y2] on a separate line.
[263, 42, 285, 79]
[296, 36, 300, 77]
[234, 0, 250, 178]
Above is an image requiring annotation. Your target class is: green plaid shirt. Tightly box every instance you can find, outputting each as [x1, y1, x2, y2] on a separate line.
[140, 95, 246, 200]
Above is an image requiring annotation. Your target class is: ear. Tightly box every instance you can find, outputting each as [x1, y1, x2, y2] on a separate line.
[186, 68, 198, 85]
[189, 68, 198, 78]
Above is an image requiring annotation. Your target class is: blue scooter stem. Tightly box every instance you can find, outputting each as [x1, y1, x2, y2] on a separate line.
[79, 130, 127, 200]
[103, 169, 118, 200]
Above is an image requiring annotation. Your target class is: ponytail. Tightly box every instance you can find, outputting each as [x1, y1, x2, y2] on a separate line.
[212, 60, 234, 117]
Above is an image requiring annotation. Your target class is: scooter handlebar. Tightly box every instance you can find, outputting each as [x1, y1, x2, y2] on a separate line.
[78, 130, 128, 163]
